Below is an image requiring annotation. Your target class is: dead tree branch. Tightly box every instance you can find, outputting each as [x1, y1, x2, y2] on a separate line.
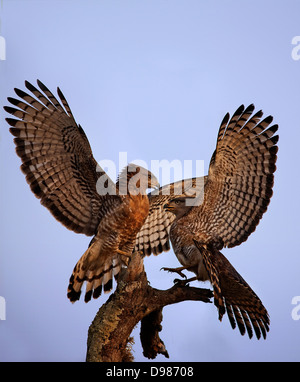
[86, 252, 213, 362]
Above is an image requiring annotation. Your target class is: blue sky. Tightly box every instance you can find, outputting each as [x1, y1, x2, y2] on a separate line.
[0, 0, 299, 361]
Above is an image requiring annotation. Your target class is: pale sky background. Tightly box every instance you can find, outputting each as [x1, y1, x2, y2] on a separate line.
[0, 0, 299, 362]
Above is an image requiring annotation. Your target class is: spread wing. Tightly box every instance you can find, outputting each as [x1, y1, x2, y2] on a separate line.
[5, 80, 115, 236]
[188, 104, 278, 248]
[136, 104, 278, 256]
[135, 176, 207, 255]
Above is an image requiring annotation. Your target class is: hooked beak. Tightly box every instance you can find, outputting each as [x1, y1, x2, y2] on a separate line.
[163, 203, 174, 212]
[150, 176, 160, 190]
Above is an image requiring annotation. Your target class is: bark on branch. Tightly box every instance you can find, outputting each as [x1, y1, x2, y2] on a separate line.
[86, 252, 213, 362]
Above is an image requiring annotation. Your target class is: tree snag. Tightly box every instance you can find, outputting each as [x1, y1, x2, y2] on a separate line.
[86, 251, 213, 362]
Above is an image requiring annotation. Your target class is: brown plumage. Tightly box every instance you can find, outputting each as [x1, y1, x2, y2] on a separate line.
[136, 104, 278, 339]
[164, 197, 270, 339]
[5, 80, 159, 303]
[67, 164, 158, 302]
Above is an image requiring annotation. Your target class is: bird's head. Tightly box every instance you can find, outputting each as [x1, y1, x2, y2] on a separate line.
[164, 196, 194, 218]
[117, 163, 159, 195]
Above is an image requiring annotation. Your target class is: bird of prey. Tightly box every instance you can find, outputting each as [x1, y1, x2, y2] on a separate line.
[135, 104, 278, 339]
[4, 80, 159, 303]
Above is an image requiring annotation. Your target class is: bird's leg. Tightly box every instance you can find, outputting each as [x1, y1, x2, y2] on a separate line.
[116, 249, 133, 266]
[116, 249, 131, 259]
[173, 276, 197, 286]
[161, 266, 188, 279]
